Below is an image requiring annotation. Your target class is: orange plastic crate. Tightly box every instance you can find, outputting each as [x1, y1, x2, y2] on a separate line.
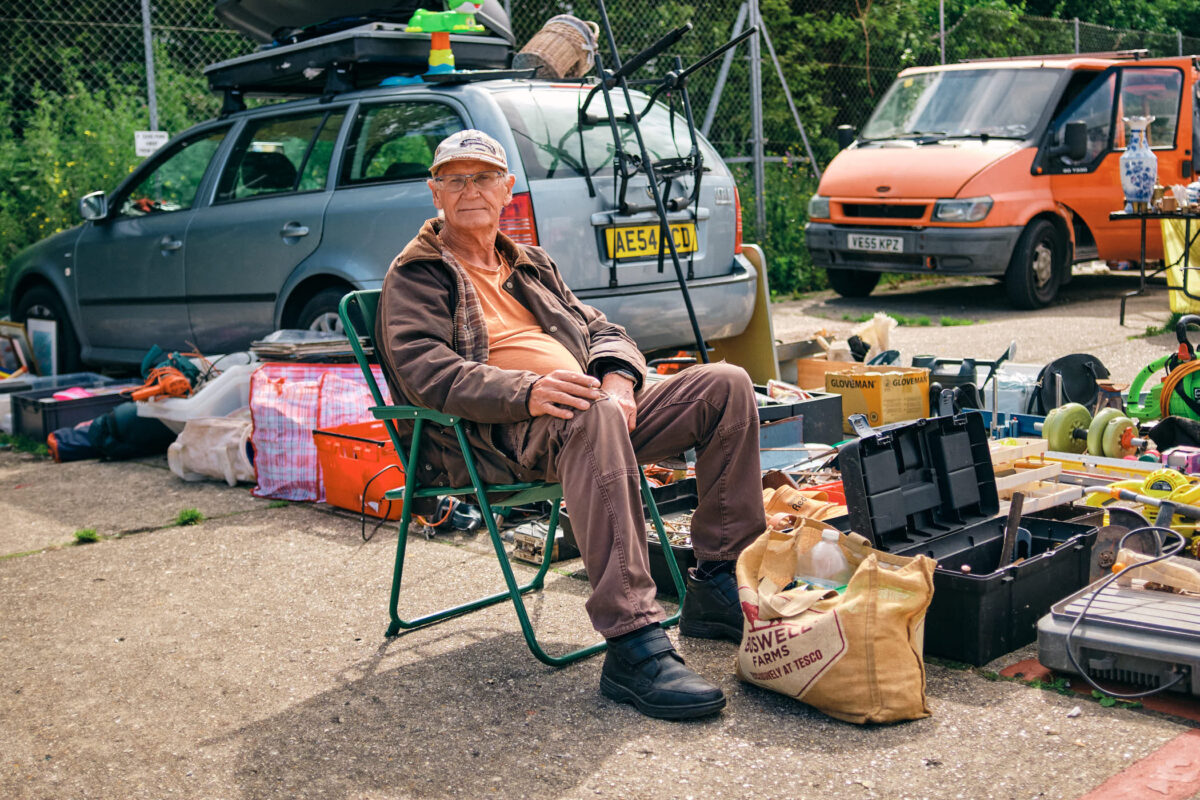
[313, 420, 405, 520]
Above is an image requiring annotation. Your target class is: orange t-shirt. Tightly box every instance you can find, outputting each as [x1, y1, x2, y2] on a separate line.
[464, 259, 583, 376]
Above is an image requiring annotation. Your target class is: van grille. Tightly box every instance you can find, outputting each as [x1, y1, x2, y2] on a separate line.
[842, 203, 927, 220]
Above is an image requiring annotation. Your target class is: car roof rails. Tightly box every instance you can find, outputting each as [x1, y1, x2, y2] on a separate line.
[959, 49, 1150, 64]
[204, 21, 513, 111]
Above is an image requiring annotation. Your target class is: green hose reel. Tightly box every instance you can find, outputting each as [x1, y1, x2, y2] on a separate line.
[1127, 314, 1200, 423]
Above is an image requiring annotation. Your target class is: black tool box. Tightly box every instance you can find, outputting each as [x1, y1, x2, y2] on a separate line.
[837, 413, 1098, 666]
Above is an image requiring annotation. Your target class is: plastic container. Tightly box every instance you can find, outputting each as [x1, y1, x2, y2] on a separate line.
[312, 420, 405, 520]
[834, 413, 1099, 665]
[798, 530, 853, 590]
[0, 373, 123, 434]
[12, 384, 138, 440]
[137, 361, 258, 433]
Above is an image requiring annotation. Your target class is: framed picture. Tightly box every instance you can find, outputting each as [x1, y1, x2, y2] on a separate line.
[0, 321, 32, 377]
[25, 318, 57, 377]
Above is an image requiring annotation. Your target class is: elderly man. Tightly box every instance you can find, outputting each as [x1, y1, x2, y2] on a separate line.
[376, 130, 766, 720]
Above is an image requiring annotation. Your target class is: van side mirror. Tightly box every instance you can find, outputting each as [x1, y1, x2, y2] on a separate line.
[1050, 121, 1088, 162]
[836, 125, 856, 150]
[79, 191, 108, 221]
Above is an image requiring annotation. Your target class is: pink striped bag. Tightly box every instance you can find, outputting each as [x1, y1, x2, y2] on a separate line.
[249, 363, 388, 501]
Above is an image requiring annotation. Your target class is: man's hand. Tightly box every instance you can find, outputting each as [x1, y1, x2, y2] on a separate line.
[528, 370, 602, 420]
[601, 372, 638, 432]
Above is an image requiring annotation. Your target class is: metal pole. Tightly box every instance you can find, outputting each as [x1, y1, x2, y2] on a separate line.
[701, 1, 748, 137]
[1179, 30, 1184, 57]
[141, 0, 158, 130]
[504, 0, 512, 22]
[939, 0, 945, 64]
[1074, 18, 1080, 54]
[761, 21, 821, 180]
[748, 0, 766, 236]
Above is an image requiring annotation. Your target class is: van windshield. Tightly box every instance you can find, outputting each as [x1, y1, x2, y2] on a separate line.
[862, 68, 1060, 140]
[495, 87, 723, 180]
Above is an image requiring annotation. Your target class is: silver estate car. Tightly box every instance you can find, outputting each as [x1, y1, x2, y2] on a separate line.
[6, 79, 755, 371]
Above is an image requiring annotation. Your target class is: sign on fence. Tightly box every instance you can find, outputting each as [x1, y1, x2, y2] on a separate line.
[134, 130, 169, 157]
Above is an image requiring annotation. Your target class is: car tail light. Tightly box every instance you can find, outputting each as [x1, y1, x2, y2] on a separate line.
[500, 191, 538, 246]
[733, 186, 744, 255]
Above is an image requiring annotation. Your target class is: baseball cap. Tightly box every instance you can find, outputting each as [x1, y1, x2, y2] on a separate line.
[429, 129, 508, 174]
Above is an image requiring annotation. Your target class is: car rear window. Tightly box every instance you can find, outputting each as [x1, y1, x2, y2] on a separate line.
[495, 88, 723, 181]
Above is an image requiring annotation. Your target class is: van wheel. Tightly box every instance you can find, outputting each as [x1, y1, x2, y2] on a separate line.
[296, 287, 349, 334]
[1005, 220, 1063, 309]
[13, 286, 82, 373]
[827, 269, 880, 298]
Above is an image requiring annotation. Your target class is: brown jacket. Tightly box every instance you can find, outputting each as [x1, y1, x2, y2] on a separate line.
[376, 217, 647, 487]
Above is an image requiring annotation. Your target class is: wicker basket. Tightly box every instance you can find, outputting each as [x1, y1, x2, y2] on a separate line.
[513, 14, 600, 80]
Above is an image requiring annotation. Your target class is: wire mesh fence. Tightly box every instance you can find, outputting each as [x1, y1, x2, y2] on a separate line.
[2, 0, 1199, 292]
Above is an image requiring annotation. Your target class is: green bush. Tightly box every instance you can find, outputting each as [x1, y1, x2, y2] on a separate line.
[0, 46, 220, 296]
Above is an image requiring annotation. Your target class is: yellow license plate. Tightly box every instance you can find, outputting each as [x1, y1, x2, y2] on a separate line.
[604, 223, 698, 259]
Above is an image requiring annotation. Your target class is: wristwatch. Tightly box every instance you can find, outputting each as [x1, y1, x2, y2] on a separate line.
[607, 367, 640, 385]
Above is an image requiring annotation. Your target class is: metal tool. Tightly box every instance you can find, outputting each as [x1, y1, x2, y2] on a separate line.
[998, 490, 1024, 569]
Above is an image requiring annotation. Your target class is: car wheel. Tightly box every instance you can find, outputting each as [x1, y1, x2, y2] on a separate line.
[1005, 219, 1063, 309]
[826, 268, 880, 298]
[296, 287, 349, 334]
[13, 286, 82, 374]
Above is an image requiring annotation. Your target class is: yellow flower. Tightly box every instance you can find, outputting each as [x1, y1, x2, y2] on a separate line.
[83, 130, 93, 136]
[66, 161, 75, 167]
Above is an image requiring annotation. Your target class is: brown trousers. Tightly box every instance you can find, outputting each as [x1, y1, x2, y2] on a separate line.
[500, 362, 765, 638]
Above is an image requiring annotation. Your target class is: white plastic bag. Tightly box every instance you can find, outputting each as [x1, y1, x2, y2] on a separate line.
[168, 408, 255, 486]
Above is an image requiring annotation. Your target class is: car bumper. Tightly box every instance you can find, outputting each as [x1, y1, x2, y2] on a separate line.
[576, 255, 758, 352]
[805, 223, 1023, 275]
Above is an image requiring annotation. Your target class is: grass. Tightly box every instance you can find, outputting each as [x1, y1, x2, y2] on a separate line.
[174, 508, 204, 526]
[267, 500, 290, 509]
[939, 316, 976, 327]
[0, 432, 50, 458]
[73, 528, 101, 544]
[1139, 311, 1185, 339]
[892, 313, 932, 327]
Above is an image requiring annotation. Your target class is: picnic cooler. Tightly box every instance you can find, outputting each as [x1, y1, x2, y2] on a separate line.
[313, 420, 405, 520]
[835, 413, 1099, 666]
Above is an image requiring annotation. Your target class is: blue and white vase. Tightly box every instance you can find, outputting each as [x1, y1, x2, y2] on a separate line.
[1120, 115, 1157, 211]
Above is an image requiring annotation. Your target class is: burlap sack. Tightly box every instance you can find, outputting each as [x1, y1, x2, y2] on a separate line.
[735, 520, 937, 724]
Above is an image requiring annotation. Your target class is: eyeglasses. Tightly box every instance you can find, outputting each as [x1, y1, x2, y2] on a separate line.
[432, 170, 506, 193]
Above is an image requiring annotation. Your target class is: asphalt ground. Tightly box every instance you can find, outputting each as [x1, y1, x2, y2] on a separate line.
[3, 269, 1200, 800]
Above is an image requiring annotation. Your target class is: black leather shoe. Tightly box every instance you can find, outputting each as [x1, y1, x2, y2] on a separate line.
[679, 568, 743, 642]
[600, 626, 726, 720]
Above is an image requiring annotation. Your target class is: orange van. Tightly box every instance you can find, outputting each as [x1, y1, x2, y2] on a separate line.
[805, 52, 1197, 307]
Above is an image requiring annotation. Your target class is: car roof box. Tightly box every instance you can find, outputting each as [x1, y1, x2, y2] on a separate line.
[213, 0, 514, 45]
[204, 20, 512, 98]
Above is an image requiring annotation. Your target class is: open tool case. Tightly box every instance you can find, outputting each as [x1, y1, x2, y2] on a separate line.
[837, 413, 1099, 665]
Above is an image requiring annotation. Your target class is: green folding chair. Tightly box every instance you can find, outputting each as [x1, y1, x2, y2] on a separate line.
[338, 289, 686, 666]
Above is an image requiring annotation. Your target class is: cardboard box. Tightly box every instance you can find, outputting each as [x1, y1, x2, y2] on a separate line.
[824, 364, 930, 433]
[793, 357, 859, 391]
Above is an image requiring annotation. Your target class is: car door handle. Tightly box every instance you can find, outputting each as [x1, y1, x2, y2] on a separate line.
[159, 235, 183, 252]
[280, 222, 310, 238]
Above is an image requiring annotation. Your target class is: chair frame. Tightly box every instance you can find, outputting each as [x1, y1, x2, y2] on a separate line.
[339, 290, 686, 666]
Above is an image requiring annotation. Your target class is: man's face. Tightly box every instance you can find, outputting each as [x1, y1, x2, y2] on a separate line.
[428, 158, 516, 235]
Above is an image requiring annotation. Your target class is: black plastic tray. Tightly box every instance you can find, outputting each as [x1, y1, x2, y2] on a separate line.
[836, 412, 1099, 665]
[756, 389, 843, 444]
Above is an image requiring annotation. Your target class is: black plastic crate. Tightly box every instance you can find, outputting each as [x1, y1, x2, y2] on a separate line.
[12, 385, 136, 440]
[836, 413, 1099, 666]
[755, 389, 843, 444]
